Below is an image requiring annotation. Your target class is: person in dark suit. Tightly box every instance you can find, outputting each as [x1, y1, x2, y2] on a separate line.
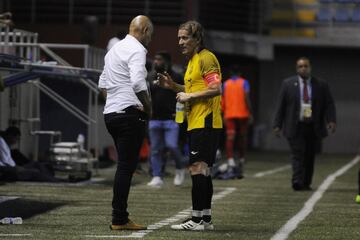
[273, 57, 336, 191]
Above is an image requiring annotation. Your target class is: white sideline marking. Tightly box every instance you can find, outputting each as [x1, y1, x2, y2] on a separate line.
[253, 164, 291, 178]
[271, 156, 360, 240]
[85, 187, 237, 239]
[0, 234, 32, 237]
[0, 196, 19, 204]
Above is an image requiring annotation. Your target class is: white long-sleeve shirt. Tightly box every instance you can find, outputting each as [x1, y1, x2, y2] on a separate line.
[0, 136, 16, 167]
[99, 34, 148, 114]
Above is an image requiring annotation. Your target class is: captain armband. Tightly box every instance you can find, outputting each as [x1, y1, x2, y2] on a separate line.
[203, 72, 221, 87]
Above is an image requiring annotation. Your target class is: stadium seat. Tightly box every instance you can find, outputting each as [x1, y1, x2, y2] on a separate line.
[317, 8, 333, 21]
[334, 8, 350, 22]
[336, 0, 352, 3]
[297, 10, 317, 22]
[352, 8, 360, 21]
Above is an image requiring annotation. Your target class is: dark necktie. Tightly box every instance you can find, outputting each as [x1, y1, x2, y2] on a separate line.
[303, 80, 309, 103]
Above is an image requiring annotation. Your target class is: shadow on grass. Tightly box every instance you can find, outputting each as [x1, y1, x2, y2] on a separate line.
[0, 198, 65, 219]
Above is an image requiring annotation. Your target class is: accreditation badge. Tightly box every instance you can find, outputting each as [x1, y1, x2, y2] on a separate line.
[302, 103, 312, 118]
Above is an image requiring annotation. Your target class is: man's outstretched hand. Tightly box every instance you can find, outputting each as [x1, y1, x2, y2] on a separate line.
[156, 72, 175, 90]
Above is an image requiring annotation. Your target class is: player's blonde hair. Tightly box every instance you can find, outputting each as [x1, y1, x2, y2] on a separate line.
[179, 20, 204, 48]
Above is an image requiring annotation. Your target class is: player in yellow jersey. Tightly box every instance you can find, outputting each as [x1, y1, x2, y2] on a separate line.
[157, 20, 222, 231]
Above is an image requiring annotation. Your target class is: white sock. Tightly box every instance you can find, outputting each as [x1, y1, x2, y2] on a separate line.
[227, 158, 236, 167]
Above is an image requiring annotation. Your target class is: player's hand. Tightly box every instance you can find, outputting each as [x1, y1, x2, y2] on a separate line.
[273, 127, 281, 137]
[156, 72, 175, 89]
[176, 92, 192, 103]
[327, 122, 336, 134]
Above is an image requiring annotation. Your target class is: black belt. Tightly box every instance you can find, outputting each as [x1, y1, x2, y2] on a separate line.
[300, 118, 313, 124]
[105, 106, 147, 119]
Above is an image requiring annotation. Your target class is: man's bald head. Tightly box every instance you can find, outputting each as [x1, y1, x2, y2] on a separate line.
[129, 15, 154, 47]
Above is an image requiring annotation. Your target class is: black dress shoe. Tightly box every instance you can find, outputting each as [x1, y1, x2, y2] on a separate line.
[303, 186, 313, 191]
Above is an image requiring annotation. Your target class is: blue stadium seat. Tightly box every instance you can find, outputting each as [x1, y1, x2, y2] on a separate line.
[336, 0, 352, 3]
[352, 8, 360, 22]
[317, 8, 332, 21]
[334, 8, 350, 22]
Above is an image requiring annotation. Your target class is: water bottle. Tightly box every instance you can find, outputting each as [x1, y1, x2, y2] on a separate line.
[175, 102, 184, 123]
[0, 217, 23, 224]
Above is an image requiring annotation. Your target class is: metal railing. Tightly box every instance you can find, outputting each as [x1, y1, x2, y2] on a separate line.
[0, 23, 104, 162]
[0, 24, 39, 60]
[37, 43, 105, 70]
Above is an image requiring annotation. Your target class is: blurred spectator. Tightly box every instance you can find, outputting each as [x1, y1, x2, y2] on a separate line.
[146, 51, 186, 187]
[220, 67, 253, 179]
[0, 126, 57, 182]
[107, 30, 126, 52]
[81, 15, 98, 45]
[0, 12, 14, 27]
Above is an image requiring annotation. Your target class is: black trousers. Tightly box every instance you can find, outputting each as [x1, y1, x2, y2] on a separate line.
[104, 107, 147, 225]
[287, 122, 320, 189]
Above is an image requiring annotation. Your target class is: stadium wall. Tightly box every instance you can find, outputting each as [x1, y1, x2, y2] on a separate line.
[16, 24, 185, 65]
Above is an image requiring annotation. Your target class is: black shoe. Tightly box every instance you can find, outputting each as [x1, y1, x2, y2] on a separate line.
[237, 174, 244, 179]
[303, 186, 313, 191]
[292, 183, 303, 191]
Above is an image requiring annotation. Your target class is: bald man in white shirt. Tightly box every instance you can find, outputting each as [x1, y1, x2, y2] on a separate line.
[99, 15, 153, 231]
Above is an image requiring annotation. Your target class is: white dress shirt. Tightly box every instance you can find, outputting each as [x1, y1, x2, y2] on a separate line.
[0, 136, 16, 167]
[99, 34, 148, 114]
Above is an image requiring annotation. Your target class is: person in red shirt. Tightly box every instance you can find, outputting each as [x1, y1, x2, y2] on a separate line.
[221, 67, 253, 179]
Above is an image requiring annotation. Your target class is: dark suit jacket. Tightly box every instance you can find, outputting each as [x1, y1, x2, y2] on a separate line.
[273, 76, 336, 139]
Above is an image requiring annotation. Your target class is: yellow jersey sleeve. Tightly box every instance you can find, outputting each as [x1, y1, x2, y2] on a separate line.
[199, 51, 221, 77]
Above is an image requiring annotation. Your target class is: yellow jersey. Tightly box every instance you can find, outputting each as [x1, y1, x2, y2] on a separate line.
[184, 49, 223, 131]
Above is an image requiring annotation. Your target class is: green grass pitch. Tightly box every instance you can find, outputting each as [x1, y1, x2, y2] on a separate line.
[0, 152, 359, 239]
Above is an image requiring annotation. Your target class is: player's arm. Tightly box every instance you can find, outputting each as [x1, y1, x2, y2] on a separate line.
[177, 53, 222, 103]
[244, 80, 254, 123]
[176, 73, 221, 103]
[157, 72, 185, 93]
